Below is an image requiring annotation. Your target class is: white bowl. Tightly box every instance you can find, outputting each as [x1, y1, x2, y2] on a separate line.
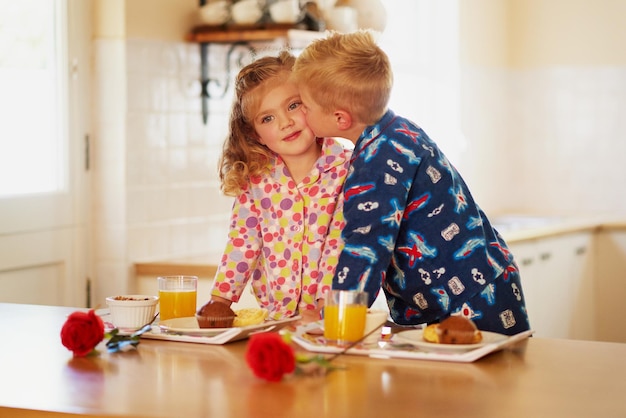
[324, 6, 358, 33]
[231, 0, 264, 25]
[106, 295, 159, 330]
[199, 1, 231, 26]
[269, 0, 302, 23]
[269, 0, 302, 24]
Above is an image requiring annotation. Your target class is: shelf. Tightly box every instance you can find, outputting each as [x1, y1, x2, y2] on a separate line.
[186, 26, 298, 43]
[186, 26, 324, 47]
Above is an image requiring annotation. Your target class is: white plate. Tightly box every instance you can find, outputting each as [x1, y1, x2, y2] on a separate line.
[158, 316, 274, 337]
[394, 329, 508, 352]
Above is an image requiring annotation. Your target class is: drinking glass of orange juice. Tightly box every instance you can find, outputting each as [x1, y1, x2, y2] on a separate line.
[157, 276, 198, 321]
[323, 289, 368, 346]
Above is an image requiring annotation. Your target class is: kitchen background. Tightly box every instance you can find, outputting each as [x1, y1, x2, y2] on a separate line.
[2, 0, 625, 329]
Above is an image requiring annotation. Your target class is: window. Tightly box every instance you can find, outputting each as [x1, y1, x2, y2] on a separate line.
[0, 0, 67, 197]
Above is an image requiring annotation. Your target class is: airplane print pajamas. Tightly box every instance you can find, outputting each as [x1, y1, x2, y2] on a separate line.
[332, 110, 531, 336]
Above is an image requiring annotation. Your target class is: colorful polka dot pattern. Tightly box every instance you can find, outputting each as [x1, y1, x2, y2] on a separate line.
[211, 138, 352, 320]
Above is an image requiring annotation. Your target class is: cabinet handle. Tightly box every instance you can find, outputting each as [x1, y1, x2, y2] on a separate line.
[575, 246, 586, 256]
[539, 252, 551, 261]
[520, 258, 533, 266]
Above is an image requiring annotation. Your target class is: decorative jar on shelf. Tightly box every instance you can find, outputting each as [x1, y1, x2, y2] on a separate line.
[268, 0, 304, 25]
[334, 0, 387, 32]
[199, 0, 232, 26]
[231, 0, 265, 25]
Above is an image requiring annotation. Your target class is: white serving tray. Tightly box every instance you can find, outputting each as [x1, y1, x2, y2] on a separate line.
[292, 323, 533, 363]
[100, 310, 300, 345]
[146, 316, 300, 344]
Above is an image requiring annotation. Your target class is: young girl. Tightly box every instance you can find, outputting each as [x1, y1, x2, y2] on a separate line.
[208, 51, 351, 322]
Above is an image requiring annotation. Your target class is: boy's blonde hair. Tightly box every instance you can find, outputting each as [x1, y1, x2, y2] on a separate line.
[219, 51, 296, 196]
[292, 30, 392, 125]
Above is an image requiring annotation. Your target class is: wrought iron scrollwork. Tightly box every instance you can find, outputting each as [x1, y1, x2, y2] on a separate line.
[200, 42, 257, 124]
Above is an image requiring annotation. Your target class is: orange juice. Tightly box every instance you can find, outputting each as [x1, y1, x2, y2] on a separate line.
[159, 290, 197, 321]
[324, 303, 367, 343]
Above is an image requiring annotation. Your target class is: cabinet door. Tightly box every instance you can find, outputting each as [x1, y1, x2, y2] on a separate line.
[556, 232, 594, 340]
[510, 238, 569, 339]
[509, 231, 594, 340]
[594, 229, 626, 343]
[508, 240, 544, 334]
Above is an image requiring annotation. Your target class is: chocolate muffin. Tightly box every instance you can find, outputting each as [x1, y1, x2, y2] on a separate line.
[196, 301, 236, 328]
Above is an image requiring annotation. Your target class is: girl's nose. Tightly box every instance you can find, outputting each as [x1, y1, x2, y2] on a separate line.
[281, 116, 294, 129]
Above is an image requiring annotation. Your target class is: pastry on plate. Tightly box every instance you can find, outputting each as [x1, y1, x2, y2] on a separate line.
[233, 308, 269, 327]
[196, 301, 236, 328]
[423, 316, 483, 344]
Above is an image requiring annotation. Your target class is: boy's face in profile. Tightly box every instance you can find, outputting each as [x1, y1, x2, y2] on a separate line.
[298, 87, 339, 139]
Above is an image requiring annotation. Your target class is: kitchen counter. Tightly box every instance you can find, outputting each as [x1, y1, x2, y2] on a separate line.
[2, 302, 626, 418]
[491, 215, 626, 242]
[134, 217, 626, 277]
[134, 255, 219, 278]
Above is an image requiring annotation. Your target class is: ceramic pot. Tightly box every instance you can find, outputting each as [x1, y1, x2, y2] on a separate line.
[335, 0, 387, 31]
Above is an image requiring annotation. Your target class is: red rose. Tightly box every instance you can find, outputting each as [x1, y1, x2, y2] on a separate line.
[60, 309, 105, 357]
[245, 332, 296, 382]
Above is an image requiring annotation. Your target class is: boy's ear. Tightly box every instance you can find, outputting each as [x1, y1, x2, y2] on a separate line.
[334, 109, 352, 130]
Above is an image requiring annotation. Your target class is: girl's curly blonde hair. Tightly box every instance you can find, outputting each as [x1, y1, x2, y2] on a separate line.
[219, 50, 296, 196]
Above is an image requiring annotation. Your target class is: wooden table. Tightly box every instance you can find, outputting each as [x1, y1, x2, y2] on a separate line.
[1, 303, 624, 417]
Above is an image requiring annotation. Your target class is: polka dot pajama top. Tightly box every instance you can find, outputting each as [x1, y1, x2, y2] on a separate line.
[211, 137, 352, 320]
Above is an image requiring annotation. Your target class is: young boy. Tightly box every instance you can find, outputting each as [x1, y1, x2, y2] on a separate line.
[292, 30, 530, 335]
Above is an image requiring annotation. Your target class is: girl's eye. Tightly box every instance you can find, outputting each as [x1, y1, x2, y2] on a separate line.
[260, 115, 274, 124]
[288, 101, 302, 111]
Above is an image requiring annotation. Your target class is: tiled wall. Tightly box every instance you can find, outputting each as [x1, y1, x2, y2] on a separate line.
[461, 66, 626, 218]
[509, 67, 626, 217]
[125, 39, 233, 263]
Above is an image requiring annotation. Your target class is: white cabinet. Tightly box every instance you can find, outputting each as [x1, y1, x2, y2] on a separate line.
[594, 228, 626, 343]
[508, 231, 595, 340]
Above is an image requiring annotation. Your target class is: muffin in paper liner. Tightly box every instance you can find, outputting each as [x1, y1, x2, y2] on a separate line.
[196, 300, 236, 328]
[196, 314, 236, 328]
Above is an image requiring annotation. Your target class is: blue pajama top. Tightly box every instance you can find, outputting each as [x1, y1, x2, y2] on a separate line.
[332, 109, 530, 335]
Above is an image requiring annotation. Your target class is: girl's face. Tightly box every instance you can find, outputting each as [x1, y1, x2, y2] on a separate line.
[252, 80, 317, 160]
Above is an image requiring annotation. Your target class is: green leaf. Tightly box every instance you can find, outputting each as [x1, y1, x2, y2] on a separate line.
[104, 327, 144, 353]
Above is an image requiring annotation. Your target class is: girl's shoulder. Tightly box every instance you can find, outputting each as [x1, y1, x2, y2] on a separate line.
[321, 137, 353, 161]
